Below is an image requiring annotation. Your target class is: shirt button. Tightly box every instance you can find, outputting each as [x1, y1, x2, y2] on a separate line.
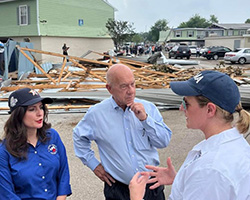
[132, 155, 134, 157]
[45, 189, 47, 192]
[136, 168, 139, 171]
[34, 151, 37, 154]
[39, 163, 42, 166]
[42, 176, 45, 179]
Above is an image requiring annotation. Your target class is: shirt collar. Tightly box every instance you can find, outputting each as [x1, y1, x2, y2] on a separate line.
[192, 127, 241, 155]
[109, 96, 120, 109]
[109, 96, 131, 111]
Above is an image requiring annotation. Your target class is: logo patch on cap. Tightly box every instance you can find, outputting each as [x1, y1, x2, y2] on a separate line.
[29, 89, 39, 96]
[10, 96, 18, 108]
[193, 72, 203, 83]
[48, 144, 57, 155]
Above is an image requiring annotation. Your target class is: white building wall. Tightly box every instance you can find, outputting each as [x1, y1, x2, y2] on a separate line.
[12, 36, 114, 63]
[204, 36, 244, 49]
[243, 35, 250, 48]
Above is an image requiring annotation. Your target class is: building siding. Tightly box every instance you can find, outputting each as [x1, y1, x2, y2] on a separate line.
[0, 0, 38, 36]
[205, 36, 244, 50]
[38, 0, 114, 37]
[0, 0, 114, 38]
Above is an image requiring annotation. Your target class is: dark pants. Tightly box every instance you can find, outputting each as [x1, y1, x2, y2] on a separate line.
[104, 179, 165, 200]
[63, 52, 69, 62]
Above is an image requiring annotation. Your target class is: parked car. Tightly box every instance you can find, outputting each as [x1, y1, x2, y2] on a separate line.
[199, 47, 207, 55]
[0, 42, 4, 53]
[165, 43, 175, 51]
[224, 48, 250, 64]
[188, 45, 197, 55]
[169, 45, 191, 59]
[202, 46, 231, 60]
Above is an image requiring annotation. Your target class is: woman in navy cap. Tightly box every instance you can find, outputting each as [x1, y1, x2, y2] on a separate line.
[0, 88, 72, 199]
[129, 70, 250, 200]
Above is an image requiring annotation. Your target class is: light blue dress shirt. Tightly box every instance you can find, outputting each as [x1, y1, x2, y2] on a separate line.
[73, 97, 172, 185]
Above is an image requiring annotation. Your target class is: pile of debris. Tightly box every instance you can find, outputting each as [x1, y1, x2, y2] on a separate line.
[0, 46, 250, 113]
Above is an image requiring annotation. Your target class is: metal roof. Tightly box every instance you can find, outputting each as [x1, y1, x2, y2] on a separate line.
[0, 0, 17, 3]
[211, 23, 250, 30]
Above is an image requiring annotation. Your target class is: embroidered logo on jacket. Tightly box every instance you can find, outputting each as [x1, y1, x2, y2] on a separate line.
[48, 144, 57, 154]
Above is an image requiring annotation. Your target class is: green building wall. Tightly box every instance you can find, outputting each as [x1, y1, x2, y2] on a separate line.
[38, 0, 114, 37]
[0, 0, 38, 37]
[0, 0, 114, 38]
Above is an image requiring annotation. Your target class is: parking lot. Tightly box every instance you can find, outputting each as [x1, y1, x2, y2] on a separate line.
[197, 56, 249, 67]
[166, 52, 250, 70]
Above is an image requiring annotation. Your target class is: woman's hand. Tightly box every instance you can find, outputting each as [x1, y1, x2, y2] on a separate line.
[56, 195, 66, 200]
[129, 172, 149, 200]
[142, 157, 177, 189]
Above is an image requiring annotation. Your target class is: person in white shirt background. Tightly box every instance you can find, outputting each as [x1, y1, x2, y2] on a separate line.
[129, 70, 250, 200]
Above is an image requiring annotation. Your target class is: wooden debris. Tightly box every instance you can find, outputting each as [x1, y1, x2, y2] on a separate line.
[0, 46, 249, 112]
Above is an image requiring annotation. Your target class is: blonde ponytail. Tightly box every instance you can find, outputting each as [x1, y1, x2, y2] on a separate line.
[236, 108, 250, 134]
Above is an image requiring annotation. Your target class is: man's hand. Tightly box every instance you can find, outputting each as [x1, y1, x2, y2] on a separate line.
[141, 157, 176, 189]
[128, 102, 147, 121]
[129, 172, 149, 200]
[93, 164, 115, 186]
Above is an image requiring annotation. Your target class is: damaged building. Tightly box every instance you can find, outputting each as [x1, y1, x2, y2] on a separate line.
[0, 0, 115, 63]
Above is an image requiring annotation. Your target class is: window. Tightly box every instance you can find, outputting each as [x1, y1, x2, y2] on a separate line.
[197, 31, 205, 39]
[188, 31, 194, 37]
[18, 5, 28, 25]
[228, 30, 233, 36]
[175, 31, 181, 37]
[240, 30, 246, 36]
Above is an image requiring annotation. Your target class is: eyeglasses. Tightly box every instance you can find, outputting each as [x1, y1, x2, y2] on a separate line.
[182, 97, 189, 110]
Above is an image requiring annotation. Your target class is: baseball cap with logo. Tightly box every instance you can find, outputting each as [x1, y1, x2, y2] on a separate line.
[170, 70, 240, 114]
[8, 88, 53, 113]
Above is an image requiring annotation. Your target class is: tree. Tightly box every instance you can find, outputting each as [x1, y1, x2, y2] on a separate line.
[148, 19, 169, 42]
[245, 19, 250, 23]
[178, 14, 211, 28]
[105, 18, 135, 50]
[209, 15, 219, 24]
[140, 32, 150, 43]
[131, 33, 144, 44]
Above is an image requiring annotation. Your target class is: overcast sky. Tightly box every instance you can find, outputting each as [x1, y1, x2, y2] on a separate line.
[107, 0, 250, 32]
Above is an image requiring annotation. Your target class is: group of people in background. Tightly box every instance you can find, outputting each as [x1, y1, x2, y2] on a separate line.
[1, 63, 250, 200]
[122, 43, 163, 56]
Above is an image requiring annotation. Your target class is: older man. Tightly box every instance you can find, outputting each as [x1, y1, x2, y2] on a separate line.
[73, 64, 172, 200]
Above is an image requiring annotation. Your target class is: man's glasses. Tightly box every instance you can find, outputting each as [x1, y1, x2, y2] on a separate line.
[182, 97, 189, 110]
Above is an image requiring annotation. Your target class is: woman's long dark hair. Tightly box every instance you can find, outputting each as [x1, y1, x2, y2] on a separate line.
[3, 104, 51, 160]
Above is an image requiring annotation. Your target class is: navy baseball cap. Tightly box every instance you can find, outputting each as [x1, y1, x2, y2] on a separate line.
[170, 70, 240, 113]
[8, 88, 53, 113]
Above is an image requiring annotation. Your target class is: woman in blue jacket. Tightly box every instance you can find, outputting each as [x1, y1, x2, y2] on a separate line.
[0, 88, 72, 200]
